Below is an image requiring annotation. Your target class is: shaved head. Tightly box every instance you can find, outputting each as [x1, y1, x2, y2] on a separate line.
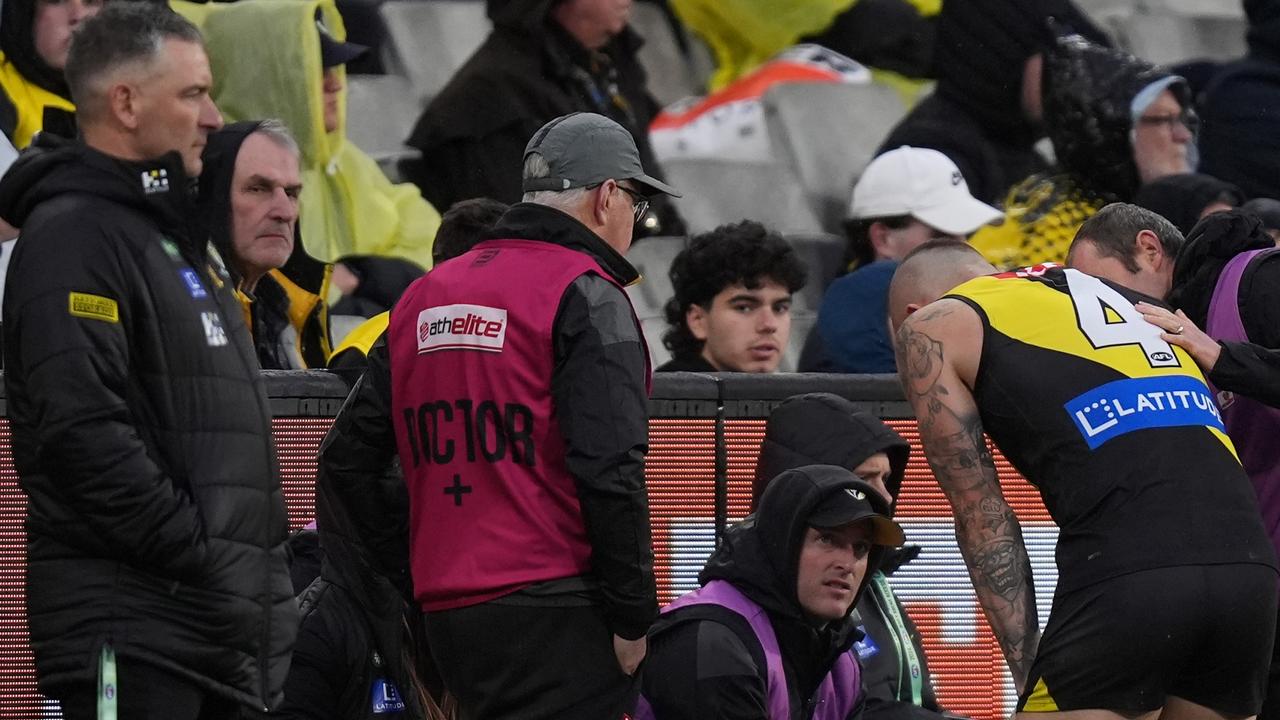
[888, 240, 995, 331]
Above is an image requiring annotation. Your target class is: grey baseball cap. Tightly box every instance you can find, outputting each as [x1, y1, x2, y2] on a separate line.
[522, 112, 680, 198]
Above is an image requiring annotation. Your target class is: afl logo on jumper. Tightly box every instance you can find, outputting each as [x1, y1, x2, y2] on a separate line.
[417, 303, 508, 353]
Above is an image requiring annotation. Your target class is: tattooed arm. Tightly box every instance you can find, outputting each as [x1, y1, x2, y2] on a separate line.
[894, 300, 1040, 693]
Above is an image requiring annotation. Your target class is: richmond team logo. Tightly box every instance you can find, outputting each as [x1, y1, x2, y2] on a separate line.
[417, 303, 508, 354]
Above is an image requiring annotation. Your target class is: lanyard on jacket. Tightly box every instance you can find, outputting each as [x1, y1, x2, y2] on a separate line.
[872, 573, 923, 705]
[98, 643, 117, 720]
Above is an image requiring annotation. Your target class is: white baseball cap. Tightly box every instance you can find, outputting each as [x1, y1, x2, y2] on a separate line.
[849, 146, 1003, 235]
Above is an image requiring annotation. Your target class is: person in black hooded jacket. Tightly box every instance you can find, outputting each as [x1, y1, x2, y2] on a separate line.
[641, 465, 905, 720]
[198, 119, 333, 369]
[403, 0, 681, 236]
[877, 0, 1107, 206]
[0, 0, 98, 149]
[753, 393, 951, 720]
[0, 4, 297, 716]
[1198, 0, 1280, 203]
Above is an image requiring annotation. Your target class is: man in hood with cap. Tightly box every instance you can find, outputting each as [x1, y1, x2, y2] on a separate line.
[320, 111, 677, 720]
[640, 464, 905, 719]
[751, 393, 951, 720]
[810, 146, 1002, 374]
[969, 34, 1197, 269]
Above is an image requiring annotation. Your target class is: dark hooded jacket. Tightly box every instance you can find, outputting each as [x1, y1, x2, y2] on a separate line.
[643, 466, 890, 719]
[1132, 173, 1244, 236]
[753, 394, 943, 720]
[877, 0, 1106, 204]
[1198, 0, 1280, 201]
[279, 442, 430, 719]
[404, 0, 681, 235]
[1043, 35, 1190, 204]
[1167, 210, 1280, 407]
[0, 134, 297, 708]
[0, 0, 77, 146]
[969, 35, 1188, 268]
[198, 121, 333, 369]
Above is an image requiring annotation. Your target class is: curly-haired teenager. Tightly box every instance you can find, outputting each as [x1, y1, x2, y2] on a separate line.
[659, 221, 807, 372]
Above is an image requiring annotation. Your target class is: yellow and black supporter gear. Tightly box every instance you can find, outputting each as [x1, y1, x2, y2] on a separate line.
[946, 265, 1276, 713]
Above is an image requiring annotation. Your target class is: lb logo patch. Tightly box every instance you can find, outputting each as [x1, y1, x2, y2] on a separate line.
[180, 268, 208, 299]
[68, 292, 119, 323]
[852, 625, 880, 660]
[371, 678, 406, 713]
[141, 168, 169, 195]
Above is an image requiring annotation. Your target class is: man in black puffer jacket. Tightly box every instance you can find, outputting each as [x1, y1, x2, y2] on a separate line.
[0, 4, 297, 717]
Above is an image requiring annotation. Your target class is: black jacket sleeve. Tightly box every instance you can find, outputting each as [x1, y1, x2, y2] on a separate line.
[643, 618, 770, 719]
[552, 274, 658, 639]
[316, 336, 412, 595]
[1208, 341, 1280, 409]
[4, 213, 207, 579]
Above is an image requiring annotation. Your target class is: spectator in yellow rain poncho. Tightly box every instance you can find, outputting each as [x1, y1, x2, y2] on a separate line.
[175, 0, 440, 270]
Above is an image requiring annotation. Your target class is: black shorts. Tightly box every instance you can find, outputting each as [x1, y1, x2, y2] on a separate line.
[1018, 563, 1278, 715]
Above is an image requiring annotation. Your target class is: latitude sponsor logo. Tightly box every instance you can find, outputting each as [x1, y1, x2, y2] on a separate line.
[1064, 375, 1224, 450]
[417, 303, 507, 353]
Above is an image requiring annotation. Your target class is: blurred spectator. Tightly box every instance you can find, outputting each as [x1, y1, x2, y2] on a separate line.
[320, 112, 670, 720]
[1133, 173, 1244, 236]
[185, 0, 441, 267]
[1065, 202, 1183, 301]
[432, 197, 511, 266]
[639, 465, 904, 719]
[1244, 197, 1280, 243]
[878, 0, 1107, 205]
[281, 437, 451, 720]
[404, 0, 682, 236]
[327, 198, 510, 384]
[669, 0, 938, 91]
[0, 4, 297, 715]
[199, 119, 334, 369]
[1198, 0, 1280, 203]
[753, 394, 954, 720]
[809, 147, 1000, 374]
[659, 221, 807, 373]
[0, 0, 100, 149]
[970, 34, 1194, 268]
[330, 255, 426, 318]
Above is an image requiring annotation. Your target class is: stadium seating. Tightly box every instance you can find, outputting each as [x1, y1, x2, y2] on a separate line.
[762, 81, 908, 234]
[345, 73, 422, 181]
[379, 0, 490, 107]
[629, 1, 714, 107]
[661, 157, 824, 236]
[625, 235, 689, 319]
[786, 232, 846, 313]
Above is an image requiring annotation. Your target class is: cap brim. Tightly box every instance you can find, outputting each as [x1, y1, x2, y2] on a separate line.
[320, 35, 369, 68]
[630, 172, 681, 199]
[810, 510, 906, 547]
[914, 196, 1003, 236]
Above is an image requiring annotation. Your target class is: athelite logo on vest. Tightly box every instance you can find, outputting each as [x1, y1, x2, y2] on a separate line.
[1064, 375, 1225, 450]
[417, 303, 507, 354]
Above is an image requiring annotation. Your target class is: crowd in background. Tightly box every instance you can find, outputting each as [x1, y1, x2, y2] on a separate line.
[1, 0, 1280, 717]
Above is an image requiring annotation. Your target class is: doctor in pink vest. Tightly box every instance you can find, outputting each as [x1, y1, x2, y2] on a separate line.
[319, 111, 679, 720]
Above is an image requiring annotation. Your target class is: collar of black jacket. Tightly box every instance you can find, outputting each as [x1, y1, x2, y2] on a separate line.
[0, 132, 197, 248]
[484, 202, 639, 286]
